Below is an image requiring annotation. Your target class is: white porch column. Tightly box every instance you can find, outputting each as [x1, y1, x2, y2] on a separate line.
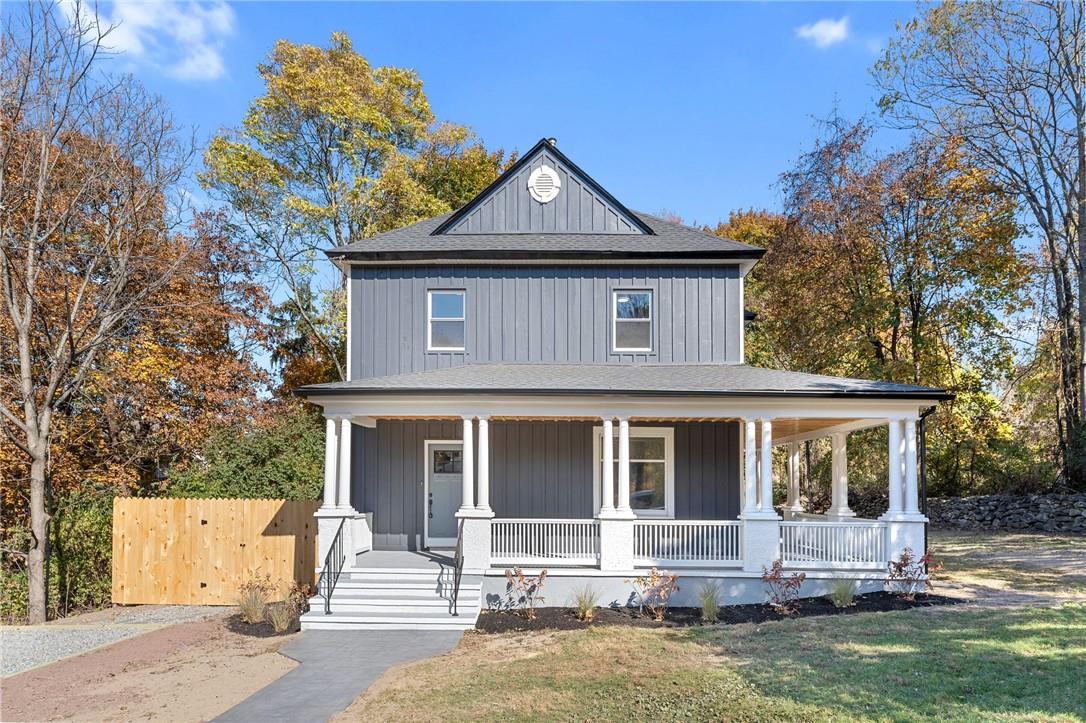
[616, 418, 632, 515]
[599, 416, 635, 571]
[476, 417, 491, 512]
[826, 432, 855, 519]
[886, 420, 904, 515]
[743, 420, 757, 514]
[785, 442, 803, 517]
[599, 418, 615, 515]
[904, 417, 920, 515]
[459, 416, 475, 512]
[337, 418, 353, 510]
[321, 417, 338, 510]
[759, 420, 774, 513]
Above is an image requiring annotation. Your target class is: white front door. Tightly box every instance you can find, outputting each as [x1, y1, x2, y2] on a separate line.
[426, 442, 462, 548]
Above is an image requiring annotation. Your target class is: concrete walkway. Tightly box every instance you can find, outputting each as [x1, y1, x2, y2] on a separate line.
[214, 630, 463, 723]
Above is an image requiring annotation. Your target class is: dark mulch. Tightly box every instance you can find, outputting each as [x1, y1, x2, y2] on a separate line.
[475, 592, 960, 633]
[223, 612, 300, 637]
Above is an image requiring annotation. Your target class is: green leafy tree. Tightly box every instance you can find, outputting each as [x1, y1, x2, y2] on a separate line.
[169, 404, 325, 500]
[201, 33, 510, 384]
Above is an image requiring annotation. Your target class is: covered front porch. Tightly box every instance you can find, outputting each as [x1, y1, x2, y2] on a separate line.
[313, 392, 932, 581]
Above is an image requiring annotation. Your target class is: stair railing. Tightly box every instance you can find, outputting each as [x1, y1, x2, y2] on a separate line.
[451, 517, 465, 616]
[314, 518, 347, 615]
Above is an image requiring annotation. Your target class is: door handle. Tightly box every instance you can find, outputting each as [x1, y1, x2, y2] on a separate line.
[428, 492, 433, 519]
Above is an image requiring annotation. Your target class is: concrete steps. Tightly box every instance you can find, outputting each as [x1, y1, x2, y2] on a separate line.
[300, 565, 481, 631]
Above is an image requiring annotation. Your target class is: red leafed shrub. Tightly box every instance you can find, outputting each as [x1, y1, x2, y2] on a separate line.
[762, 560, 806, 615]
[631, 568, 680, 621]
[887, 547, 941, 600]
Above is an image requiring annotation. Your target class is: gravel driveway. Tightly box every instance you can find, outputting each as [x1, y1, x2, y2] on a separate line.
[0, 605, 221, 677]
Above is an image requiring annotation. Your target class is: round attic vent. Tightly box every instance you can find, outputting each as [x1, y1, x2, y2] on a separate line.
[528, 165, 561, 203]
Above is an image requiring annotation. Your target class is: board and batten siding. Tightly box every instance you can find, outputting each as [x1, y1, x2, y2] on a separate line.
[350, 265, 743, 379]
[444, 148, 642, 235]
[352, 420, 740, 551]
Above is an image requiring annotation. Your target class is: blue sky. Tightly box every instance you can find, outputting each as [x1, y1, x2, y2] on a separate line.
[89, 0, 920, 226]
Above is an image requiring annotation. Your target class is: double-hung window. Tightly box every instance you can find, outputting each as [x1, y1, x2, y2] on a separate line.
[613, 289, 653, 352]
[427, 290, 465, 351]
[593, 426, 675, 517]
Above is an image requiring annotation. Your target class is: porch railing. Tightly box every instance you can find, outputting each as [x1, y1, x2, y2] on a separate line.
[780, 520, 886, 569]
[634, 520, 742, 567]
[491, 519, 600, 566]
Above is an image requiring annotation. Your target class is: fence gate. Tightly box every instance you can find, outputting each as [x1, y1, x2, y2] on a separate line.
[112, 498, 319, 605]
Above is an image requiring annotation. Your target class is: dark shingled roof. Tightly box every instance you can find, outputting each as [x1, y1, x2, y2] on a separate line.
[298, 363, 950, 400]
[325, 212, 763, 261]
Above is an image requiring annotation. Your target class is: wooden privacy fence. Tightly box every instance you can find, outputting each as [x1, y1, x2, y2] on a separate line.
[112, 498, 319, 605]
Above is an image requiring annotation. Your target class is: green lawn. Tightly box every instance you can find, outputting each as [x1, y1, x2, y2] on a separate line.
[341, 530, 1086, 722]
[341, 604, 1085, 722]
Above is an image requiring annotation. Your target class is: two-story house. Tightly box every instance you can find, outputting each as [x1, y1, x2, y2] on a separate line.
[298, 138, 947, 630]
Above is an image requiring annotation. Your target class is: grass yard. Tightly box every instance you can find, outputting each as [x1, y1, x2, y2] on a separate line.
[339, 530, 1086, 722]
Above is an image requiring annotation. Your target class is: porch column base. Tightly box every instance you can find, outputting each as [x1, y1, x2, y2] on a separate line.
[456, 509, 494, 573]
[740, 513, 781, 573]
[879, 514, 927, 564]
[598, 515, 635, 572]
[315, 509, 372, 569]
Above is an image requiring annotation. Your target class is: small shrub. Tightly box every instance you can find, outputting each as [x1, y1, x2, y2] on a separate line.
[762, 560, 805, 615]
[236, 574, 274, 624]
[887, 547, 941, 600]
[630, 568, 680, 622]
[827, 578, 857, 608]
[698, 581, 720, 624]
[265, 601, 293, 633]
[505, 567, 547, 620]
[571, 585, 599, 622]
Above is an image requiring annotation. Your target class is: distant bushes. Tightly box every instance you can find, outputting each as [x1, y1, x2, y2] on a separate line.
[170, 404, 324, 501]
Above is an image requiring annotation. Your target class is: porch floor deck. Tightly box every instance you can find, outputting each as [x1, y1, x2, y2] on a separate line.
[353, 549, 454, 569]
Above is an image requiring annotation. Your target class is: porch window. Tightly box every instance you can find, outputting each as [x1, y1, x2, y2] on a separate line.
[612, 290, 652, 352]
[427, 290, 465, 351]
[593, 426, 675, 517]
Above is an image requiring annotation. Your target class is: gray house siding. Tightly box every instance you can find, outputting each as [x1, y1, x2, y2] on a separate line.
[349, 265, 743, 379]
[444, 148, 642, 235]
[352, 420, 740, 551]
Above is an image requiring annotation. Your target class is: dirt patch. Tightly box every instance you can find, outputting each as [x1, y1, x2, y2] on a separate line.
[1, 612, 297, 722]
[475, 592, 958, 633]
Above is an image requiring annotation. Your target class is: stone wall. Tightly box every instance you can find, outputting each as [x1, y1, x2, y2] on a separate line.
[927, 493, 1086, 534]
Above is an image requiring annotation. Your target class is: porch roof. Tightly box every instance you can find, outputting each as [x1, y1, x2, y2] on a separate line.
[297, 363, 950, 401]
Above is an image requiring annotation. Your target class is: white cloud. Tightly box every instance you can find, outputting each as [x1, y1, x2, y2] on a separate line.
[89, 0, 236, 81]
[796, 16, 851, 49]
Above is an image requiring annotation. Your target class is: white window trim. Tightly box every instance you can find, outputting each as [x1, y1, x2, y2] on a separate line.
[426, 289, 466, 352]
[612, 289, 653, 353]
[592, 425, 675, 518]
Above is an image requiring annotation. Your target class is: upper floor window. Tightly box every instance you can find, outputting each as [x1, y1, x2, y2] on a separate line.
[427, 290, 465, 351]
[613, 290, 653, 352]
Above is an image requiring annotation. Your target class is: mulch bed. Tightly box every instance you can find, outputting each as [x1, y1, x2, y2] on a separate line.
[475, 592, 960, 633]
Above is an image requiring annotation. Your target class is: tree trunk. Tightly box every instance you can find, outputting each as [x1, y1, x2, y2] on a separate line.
[27, 448, 50, 624]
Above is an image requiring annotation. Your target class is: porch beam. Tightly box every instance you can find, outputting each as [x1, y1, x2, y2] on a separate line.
[616, 418, 632, 515]
[743, 420, 757, 515]
[460, 417, 475, 512]
[826, 432, 854, 519]
[337, 418, 353, 510]
[600, 418, 615, 516]
[759, 419, 774, 513]
[321, 417, 338, 510]
[477, 416, 491, 512]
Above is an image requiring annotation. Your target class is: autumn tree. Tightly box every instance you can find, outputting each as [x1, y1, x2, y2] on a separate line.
[874, 0, 1085, 486]
[716, 118, 1033, 495]
[0, 2, 202, 622]
[201, 33, 511, 386]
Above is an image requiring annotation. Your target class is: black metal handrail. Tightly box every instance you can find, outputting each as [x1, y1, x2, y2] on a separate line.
[451, 517, 465, 616]
[314, 518, 346, 615]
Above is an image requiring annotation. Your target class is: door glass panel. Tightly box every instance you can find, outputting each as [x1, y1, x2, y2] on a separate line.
[433, 450, 462, 474]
